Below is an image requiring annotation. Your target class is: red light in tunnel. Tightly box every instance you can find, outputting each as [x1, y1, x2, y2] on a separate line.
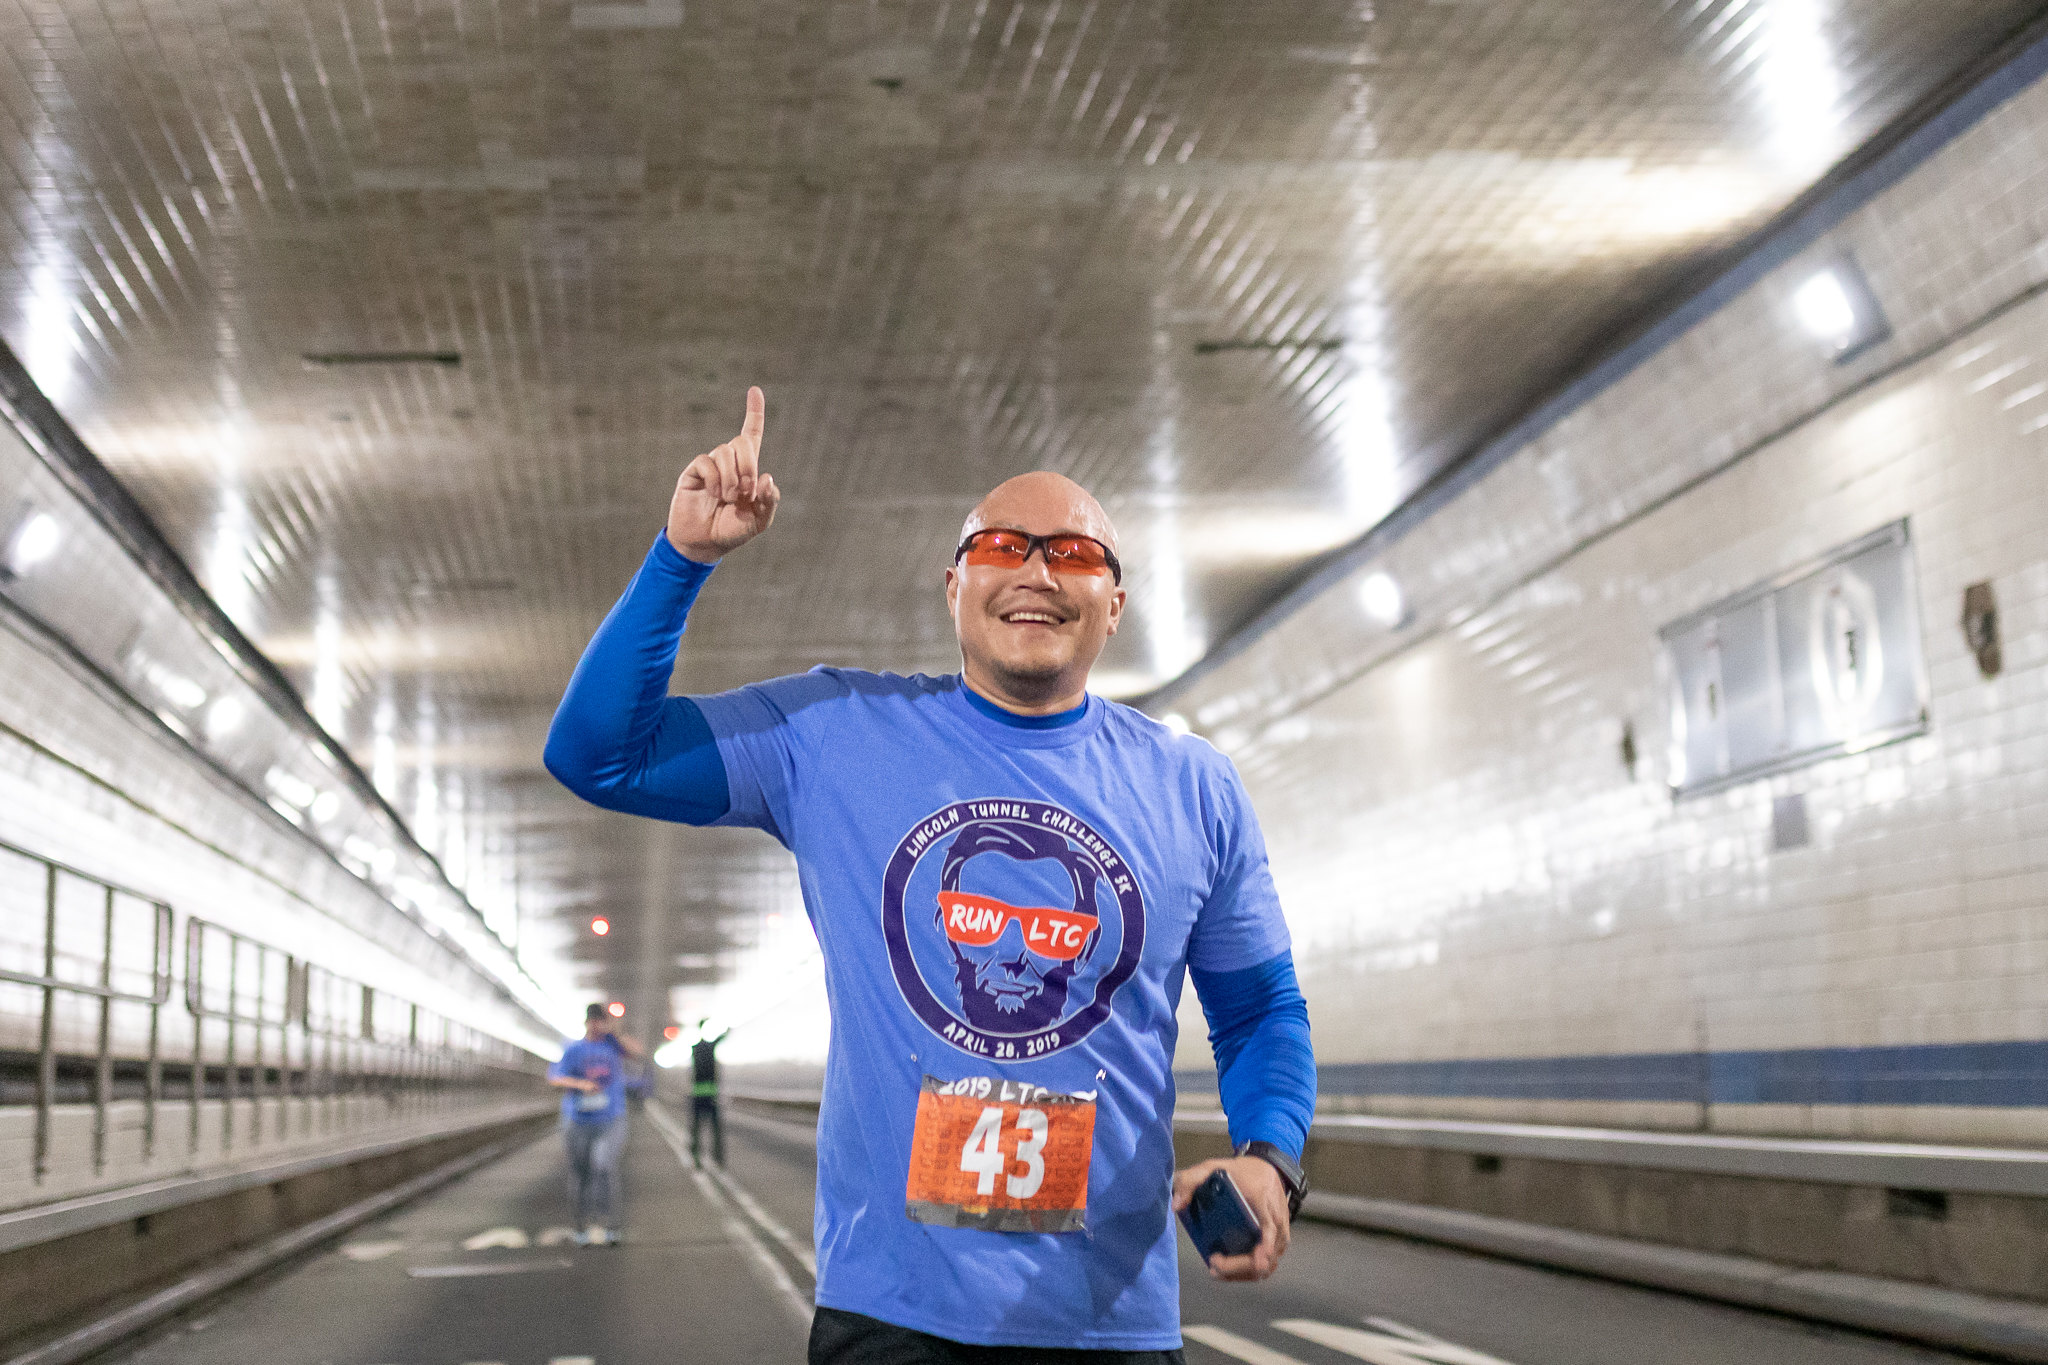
[663, 1024, 680, 1040]
[590, 917, 609, 936]
[607, 1001, 625, 1018]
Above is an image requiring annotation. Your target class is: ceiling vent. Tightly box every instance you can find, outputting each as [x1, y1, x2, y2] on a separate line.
[1192, 337, 1343, 355]
[302, 351, 461, 367]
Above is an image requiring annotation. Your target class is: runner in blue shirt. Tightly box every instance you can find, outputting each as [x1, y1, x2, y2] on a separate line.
[546, 388, 1316, 1361]
[547, 1003, 646, 1246]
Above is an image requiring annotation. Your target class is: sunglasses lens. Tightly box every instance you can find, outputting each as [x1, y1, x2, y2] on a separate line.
[1043, 537, 1111, 576]
[936, 893, 1100, 960]
[939, 892, 1011, 947]
[962, 530, 1031, 568]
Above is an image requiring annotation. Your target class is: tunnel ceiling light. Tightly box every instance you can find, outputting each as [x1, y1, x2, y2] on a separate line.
[205, 695, 246, 739]
[140, 660, 207, 710]
[5, 511, 61, 577]
[264, 766, 319, 809]
[607, 1001, 625, 1017]
[1792, 259, 1888, 362]
[1159, 712, 1192, 737]
[309, 790, 343, 824]
[1359, 571, 1406, 627]
[590, 916, 610, 936]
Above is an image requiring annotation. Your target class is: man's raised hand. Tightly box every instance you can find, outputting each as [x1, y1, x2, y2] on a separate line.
[666, 386, 779, 563]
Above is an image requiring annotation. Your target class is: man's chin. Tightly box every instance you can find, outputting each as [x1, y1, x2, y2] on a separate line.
[984, 653, 1077, 694]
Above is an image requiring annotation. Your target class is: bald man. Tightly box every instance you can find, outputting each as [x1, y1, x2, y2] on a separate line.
[546, 389, 1315, 1363]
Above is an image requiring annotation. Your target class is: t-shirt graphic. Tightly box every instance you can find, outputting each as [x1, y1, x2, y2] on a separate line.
[885, 799, 1145, 1061]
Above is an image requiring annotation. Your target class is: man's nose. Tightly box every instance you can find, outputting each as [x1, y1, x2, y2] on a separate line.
[1015, 545, 1060, 587]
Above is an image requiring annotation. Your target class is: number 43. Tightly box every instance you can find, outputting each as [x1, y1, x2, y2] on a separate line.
[960, 1106, 1047, 1198]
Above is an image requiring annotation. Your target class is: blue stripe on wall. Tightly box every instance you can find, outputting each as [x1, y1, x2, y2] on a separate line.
[1180, 1040, 2048, 1109]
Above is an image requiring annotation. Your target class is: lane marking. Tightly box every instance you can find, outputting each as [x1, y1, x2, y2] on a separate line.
[537, 1225, 582, 1246]
[1184, 1325, 1310, 1365]
[703, 1158, 817, 1275]
[647, 1098, 813, 1329]
[405, 1257, 573, 1278]
[549, 1357, 597, 1364]
[338, 1240, 406, 1261]
[461, 1226, 530, 1250]
[1275, 1318, 1520, 1365]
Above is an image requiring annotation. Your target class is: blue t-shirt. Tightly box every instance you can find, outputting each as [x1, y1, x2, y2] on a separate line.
[694, 668, 1291, 1350]
[550, 1036, 628, 1125]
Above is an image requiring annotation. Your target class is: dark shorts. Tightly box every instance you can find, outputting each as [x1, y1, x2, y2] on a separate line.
[808, 1307, 1186, 1365]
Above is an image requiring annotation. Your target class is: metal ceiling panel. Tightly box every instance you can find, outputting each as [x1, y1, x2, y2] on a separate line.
[0, 0, 2037, 1027]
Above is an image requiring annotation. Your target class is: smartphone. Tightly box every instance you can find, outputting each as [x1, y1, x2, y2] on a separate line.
[1178, 1168, 1262, 1261]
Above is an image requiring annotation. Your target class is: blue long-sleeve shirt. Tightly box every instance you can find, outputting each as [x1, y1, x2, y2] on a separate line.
[545, 534, 1315, 1159]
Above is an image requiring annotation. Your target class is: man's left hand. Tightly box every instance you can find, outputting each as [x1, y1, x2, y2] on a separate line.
[1171, 1155, 1291, 1282]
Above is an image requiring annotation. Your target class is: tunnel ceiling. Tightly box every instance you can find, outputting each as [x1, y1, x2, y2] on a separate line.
[0, 0, 2038, 1027]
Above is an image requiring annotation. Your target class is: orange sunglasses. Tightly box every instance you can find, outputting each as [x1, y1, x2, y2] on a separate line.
[954, 528, 1123, 584]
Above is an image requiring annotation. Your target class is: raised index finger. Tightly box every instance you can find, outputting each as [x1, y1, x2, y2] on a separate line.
[740, 385, 765, 445]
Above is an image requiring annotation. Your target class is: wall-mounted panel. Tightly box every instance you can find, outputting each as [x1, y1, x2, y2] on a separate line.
[1662, 521, 1929, 797]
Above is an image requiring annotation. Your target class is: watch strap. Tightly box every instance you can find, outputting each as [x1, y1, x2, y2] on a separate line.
[1236, 1139, 1307, 1219]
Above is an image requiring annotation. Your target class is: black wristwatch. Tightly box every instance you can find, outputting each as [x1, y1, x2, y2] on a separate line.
[1236, 1140, 1308, 1220]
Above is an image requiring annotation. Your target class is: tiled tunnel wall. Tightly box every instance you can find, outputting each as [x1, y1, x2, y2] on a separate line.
[0, 407, 551, 1211]
[1171, 43, 2048, 1144]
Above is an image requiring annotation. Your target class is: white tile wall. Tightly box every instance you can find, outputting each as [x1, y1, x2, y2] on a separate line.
[0, 574, 549, 1203]
[0, 602, 534, 1057]
[1170, 57, 2048, 1143]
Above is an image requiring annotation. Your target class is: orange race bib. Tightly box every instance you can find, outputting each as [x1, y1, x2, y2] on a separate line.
[905, 1075, 1096, 1233]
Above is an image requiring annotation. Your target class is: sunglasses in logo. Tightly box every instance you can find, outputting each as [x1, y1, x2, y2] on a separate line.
[953, 529, 1123, 585]
[938, 892, 1099, 961]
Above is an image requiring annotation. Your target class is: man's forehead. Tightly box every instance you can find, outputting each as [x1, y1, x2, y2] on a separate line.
[962, 473, 1117, 547]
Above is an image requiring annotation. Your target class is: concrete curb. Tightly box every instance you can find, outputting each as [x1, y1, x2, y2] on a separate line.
[1172, 1109, 2048, 1198]
[2, 1128, 543, 1365]
[1306, 1192, 2048, 1363]
[0, 1100, 558, 1254]
[720, 1094, 2048, 1359]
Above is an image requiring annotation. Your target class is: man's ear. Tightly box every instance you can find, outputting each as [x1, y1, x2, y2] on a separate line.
[945, 566, 961, 621]
[1106, 586, 1126, 636]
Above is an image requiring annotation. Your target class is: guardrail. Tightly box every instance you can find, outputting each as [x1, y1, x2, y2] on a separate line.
[1171, 1110, 2048, 1198]
[0, 839, 173, 1183]
[1, 836, 539, 1193]
[724, 1087, 2048, 1197]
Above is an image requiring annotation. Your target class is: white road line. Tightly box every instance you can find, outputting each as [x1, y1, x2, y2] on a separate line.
[1183, 1325, 1310, 1365]
[337, 1239, 406, 1261]
[647, 1099, 813, 1329]
[405, 1257, 573, 1278]
[548, 1357, 596, 1364]
[1275, 1318, 1520, 1365]
[461, 1226, 530, 1250]
[703, 1159, 817, 1275]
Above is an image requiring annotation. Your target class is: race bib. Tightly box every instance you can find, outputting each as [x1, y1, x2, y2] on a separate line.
[575, 1089, 610, 1112]
[905, 1075, 1095, 1233]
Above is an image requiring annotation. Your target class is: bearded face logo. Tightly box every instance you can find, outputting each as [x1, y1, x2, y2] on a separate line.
[936, 821, 1102, 1034]
[882, 799, 1146, 1060]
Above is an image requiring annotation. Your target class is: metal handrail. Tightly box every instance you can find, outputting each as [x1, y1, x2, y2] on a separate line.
[0, 914, 170, 1001]
[9, 844, 541, 1190]
[1, 838, 177, 1183]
